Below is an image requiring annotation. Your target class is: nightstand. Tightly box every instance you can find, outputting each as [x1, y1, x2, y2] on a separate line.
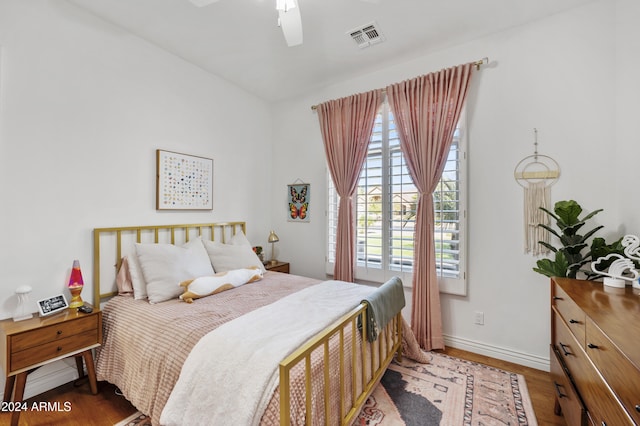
[265, 261, 290, 273]
[0, 306, 102, 426]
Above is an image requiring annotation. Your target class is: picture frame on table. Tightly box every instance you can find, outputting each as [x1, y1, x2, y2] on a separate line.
[37, 294, 69, 317]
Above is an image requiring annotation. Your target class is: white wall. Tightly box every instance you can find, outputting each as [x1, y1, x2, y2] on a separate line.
[271, 0, 624, 370]
[0, 1, 274, 317]
[615, 0, 640, 230]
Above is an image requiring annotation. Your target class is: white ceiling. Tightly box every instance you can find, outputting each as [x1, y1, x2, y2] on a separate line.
[68, 0, 596, 102]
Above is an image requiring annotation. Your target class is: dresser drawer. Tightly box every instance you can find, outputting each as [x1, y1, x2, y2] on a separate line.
[10, 329, 99, 372]
[586, 317, 640, 424]
[10, 315, 98, 352]
[553, 282, 586, 345]
[553, 310, 584, 378]
[550, 346, 587, 426]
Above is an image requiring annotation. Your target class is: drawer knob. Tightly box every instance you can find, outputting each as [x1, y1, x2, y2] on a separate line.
[57, 346, 62, 352]
[559, 342, 571, 356]
[553, 382, 566, 399]
[569, 319, 579, 324]
[587, 343, 599, 349]
[57, 330, 63, 335]
[635, 404, 640, 413]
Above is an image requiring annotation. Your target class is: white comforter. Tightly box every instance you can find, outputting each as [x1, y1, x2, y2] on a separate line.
[160, 280, 374, 426]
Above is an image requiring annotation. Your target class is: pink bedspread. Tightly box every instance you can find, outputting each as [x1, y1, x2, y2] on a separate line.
[96, 272, 320, 425]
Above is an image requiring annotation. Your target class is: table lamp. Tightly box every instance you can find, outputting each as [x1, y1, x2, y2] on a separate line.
[13, 285, 33, 322]
[68, 259, 85, 308]
[268, 230, 279, 265]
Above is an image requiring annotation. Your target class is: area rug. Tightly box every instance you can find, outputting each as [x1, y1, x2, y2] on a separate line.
[114, 352, 537, 426]
[356, 351, 538, 425]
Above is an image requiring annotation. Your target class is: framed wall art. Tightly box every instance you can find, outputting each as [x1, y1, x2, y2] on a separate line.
[156, 150, 213, 210]
[287, 181, 310, 222]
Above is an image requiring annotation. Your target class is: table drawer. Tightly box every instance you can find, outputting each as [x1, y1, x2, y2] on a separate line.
[553, 283, 586, 345]
[586, 317, 640, 424]
[550, 346, 587, 426]
[10, 329, 98, 372]
[10, 315, 98, 352]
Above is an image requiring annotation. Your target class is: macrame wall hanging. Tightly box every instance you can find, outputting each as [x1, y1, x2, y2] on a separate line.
[514, 129, 561, 255]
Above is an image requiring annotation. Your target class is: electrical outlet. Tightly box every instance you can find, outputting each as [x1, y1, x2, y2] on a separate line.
[474, 311, 484, 325]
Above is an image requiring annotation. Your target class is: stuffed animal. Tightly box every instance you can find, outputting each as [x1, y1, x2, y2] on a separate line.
[179, 267, 263, 303]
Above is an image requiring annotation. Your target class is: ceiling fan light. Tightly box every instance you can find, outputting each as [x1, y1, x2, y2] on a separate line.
[276, 0, 296, 12]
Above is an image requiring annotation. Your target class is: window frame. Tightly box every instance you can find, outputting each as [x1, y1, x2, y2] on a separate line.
[325, 102, 468, 296]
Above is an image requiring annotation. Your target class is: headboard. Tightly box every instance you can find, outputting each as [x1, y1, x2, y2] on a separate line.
[93, 222, 246, 308]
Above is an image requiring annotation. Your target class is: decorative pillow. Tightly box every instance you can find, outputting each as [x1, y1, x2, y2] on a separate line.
[179, 267, 264, 303]
[128, 251, 147, 300]
[135, 237, 215, 304]
[115, 257, 134, 296]
[228, 231, 251, 247]
[202, 239, 266, 273]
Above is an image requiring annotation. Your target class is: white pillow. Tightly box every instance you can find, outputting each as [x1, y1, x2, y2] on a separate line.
[135, 237, 215, 304]
[229, 231, 251, 247]
[127, 251, 147, 300]
[202, 239, 266, 273]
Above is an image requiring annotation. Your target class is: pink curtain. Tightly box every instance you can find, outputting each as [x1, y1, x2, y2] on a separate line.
[386, 63, 474, 350]
[317, 91, 382, 282]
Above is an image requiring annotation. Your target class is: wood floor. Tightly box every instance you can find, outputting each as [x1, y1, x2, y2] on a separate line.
[0, 347, 565, 425]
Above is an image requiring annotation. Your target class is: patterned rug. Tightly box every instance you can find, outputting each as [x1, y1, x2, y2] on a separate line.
[357, 352, 537, 425]
[114, 352, 537, 426]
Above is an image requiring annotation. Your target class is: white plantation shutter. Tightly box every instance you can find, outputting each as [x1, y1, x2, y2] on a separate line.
[327, 101, 466, 294]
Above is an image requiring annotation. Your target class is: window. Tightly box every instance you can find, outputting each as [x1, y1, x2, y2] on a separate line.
[326, 101, 467, 295]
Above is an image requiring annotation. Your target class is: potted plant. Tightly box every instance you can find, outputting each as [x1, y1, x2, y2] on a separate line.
[533, 200, 605, 279]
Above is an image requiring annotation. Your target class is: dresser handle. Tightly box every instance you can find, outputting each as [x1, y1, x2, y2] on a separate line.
[588, 343, 599, 349]
[553, 382, 566, 398]
[553, 296, 563, 300]
[635, 404, 640, 413]
[559, 342, 571, 356]
[56, 346, 62, 351]
[57, 330, 63, 335]
[602, 422, 607, 426]
[569, 319, 579, 324]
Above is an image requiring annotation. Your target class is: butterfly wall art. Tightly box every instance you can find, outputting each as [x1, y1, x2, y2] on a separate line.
[287, 183, 310, 222]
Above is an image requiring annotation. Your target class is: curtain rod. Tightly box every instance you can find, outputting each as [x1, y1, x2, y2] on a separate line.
[310, 57, 488, 111]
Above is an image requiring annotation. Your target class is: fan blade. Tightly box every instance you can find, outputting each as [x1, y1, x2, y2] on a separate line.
[278, 0, 303, 47]
[188, 0, 221, 7]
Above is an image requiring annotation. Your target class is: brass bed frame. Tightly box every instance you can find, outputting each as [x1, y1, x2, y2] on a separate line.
[93, 222, 402, 425]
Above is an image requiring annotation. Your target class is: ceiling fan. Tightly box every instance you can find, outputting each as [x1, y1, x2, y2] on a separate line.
[188, 0, 303, 47]
[188, 0, 380, 48]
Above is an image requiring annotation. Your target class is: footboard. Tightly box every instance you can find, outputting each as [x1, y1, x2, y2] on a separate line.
[279, 303, 402, 426]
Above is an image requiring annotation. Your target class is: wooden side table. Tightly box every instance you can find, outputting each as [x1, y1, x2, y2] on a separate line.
[0, 306, 102, 426]
[265, 261, 290, 274]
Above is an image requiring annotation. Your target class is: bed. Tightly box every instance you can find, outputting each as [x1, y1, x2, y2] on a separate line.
[92, 222, 408, 425]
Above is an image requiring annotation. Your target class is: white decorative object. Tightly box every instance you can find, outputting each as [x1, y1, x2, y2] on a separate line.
[13, 285, 33, 322]
[591, 234, 640, 288]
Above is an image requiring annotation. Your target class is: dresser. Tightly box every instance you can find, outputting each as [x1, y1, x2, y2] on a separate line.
[0, 307, 102, 426]
[550, 277, 640, 425]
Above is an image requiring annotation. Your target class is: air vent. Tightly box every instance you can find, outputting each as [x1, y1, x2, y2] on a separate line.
[348, 22, 385, 49]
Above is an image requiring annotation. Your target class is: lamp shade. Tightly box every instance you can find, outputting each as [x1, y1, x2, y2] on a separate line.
[268, 230, 280, 243]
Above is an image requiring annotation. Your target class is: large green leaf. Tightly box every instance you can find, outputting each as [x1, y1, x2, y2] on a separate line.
[533, 252, 569, 278]
[554, 200, 583, 225]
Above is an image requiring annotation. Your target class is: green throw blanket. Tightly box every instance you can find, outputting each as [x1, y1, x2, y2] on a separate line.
[361, 277, 405, 342]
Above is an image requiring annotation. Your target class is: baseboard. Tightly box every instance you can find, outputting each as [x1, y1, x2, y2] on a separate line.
[444, 334, 550, 372]
[0, 359, 80, 401]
